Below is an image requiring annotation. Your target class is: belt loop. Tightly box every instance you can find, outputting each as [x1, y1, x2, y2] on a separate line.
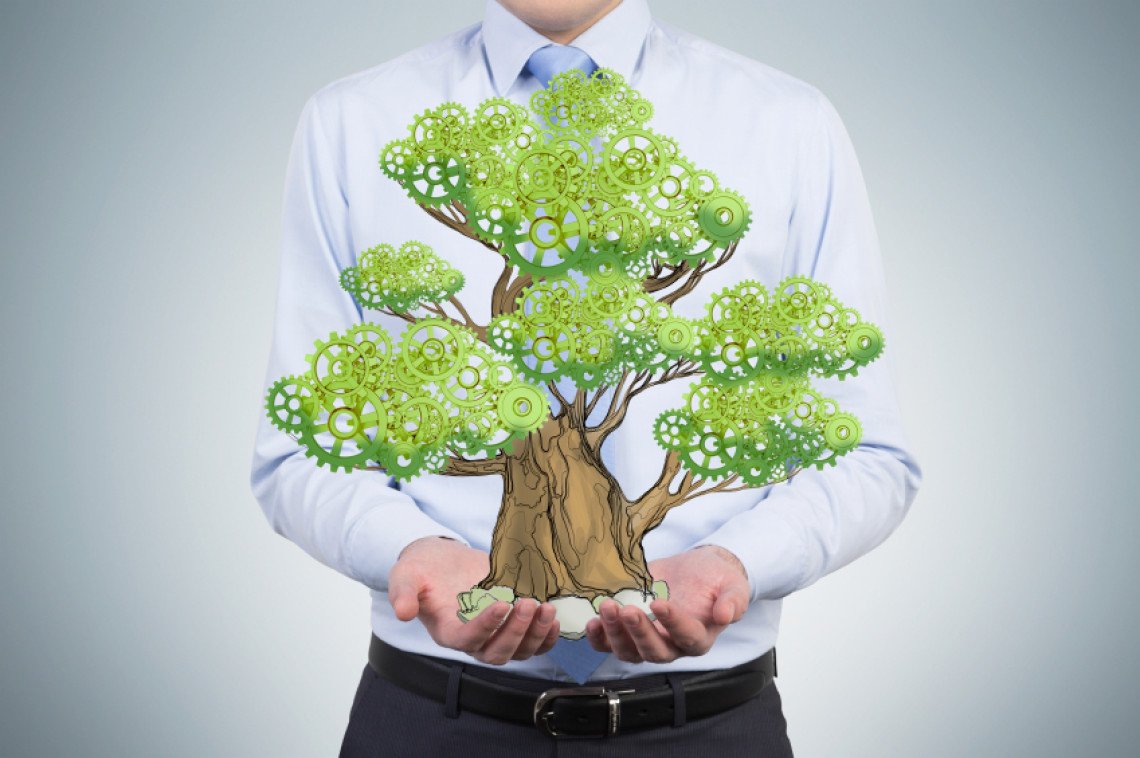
[665, 673, 686, 727]
[444, 662, 463, 719]
[773, 647, 778, 678]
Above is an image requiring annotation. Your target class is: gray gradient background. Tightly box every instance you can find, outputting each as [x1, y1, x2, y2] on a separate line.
[1, 1, 1136, 755]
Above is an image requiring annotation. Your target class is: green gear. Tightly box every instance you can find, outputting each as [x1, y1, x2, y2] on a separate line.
[380, 441, 425, 481]
[603, 128, 668, 191]
[697, 190, 751, 244]
[441, 354, 495, 408]
[656, 318, 697, 355]
[468, 153, 510, 189]
[582, 251, 625, 285]
[574, 326, 617, 365]
[487, 315, 528, 354]
[680, 421, 742, 481]
[846, 323, 884, 364]
[266, 375, 318, 433]
[497, 385, 548, 431]
[392, 397, 450, 445]
[660, 218, 699, 259]
[769, 334, 811, 374]
[403, 152, 467, 207]
[298, 390, 387, 472]
[567, 364, 608, 389]
[644, 159, 695, 218]
[701, 328, 764, 384]
[473, 98, 527, 145]
[501, 200, 590, 276]
[652, 410, 693, 450]
[514, 148, 574, 204]
[307, 333, 375, 397]
[519, 325, 576, 381]
[751, 369, 803, 415]
[596, 206, 652, 256]
[775, 276, 828, 325]
[516, 278, 580, 325]
[468, 188, 521, 243]
[582, 281, 634, 321]
[342, 241, 465, 313]
[401, 319, 470, 381]
[823, 413, 861, 452]
[378, 139, 416, 180]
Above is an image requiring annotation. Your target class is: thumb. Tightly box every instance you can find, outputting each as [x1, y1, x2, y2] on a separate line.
[711, 583, 748, 626]
[388, 570, 423, 622]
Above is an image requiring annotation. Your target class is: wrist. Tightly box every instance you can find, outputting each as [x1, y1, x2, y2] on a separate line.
[398, 535, 458, 562]
[695, 544, 748, 580]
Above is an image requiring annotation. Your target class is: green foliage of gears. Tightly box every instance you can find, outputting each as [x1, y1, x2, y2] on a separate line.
[695, 276, 885, 383]
[265, 315, 551, 480]
[266, 68, 891, 489]
[651, 269, 886, 484]
[341, 240, 465, 313]
[373, 66, 754, 283]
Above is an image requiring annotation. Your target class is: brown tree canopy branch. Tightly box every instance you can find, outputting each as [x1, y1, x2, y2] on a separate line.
[586, 359, 702, 449]
[382, 302, 486, 342]
[361, 455, 504, 477]
[645, 239, 740, 307]
[418, 201, 502, 256]
[546, 381, 572, 417]
[631, 462, 805, 540]
[443, 455, 507, 476]
[498, 270, 533, 314]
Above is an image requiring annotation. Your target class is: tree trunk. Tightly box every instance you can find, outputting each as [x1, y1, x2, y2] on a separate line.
[477, 415, 652, 603]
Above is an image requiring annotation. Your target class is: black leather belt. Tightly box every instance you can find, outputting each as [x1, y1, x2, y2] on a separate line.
[368, 635, 777, 738]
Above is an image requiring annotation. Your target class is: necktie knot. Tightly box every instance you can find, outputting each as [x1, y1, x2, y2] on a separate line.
[524, 44, 598, 89]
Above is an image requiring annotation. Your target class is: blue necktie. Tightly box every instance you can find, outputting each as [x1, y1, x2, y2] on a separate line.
[521, 42, 610, 686]
[524, 44, 598, 89]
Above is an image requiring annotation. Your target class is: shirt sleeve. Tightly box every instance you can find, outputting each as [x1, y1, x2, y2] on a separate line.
[690, 89, 923, 603]
[249, 91, 470, 593]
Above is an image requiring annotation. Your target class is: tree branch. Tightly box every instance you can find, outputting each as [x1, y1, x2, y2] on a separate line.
[442, 455, 506, 477]
[646, 239, 741, 306]
[586, 360, 702, 448]
[418, 201, 502, 256]
[383, 302, 486, 342]
[546, 381, 572, 417]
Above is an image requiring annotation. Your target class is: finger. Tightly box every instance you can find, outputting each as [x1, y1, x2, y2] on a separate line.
[445, 600, 511, 651]
[585, 618, 612, 653]
[650, 599, 712, 656]
[712, 585, 749, 626]
[477, 598, 540, 665]
[534, 617, 561, 656]
[619, 605, 681, 663]
[598, 600, 643, 663]
[511, 602, 557, 660]
[388, 572, 422, 622]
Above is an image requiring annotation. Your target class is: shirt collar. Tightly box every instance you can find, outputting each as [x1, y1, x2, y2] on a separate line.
[481, 0, 653, 96]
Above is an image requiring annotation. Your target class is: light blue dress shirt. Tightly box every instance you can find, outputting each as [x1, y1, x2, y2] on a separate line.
[250, 0, 922, 682]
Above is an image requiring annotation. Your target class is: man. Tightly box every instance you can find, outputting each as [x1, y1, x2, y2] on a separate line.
[250, 0, 921, 753]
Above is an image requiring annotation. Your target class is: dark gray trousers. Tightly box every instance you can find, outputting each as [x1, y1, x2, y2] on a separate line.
[340, 662, 794, 757]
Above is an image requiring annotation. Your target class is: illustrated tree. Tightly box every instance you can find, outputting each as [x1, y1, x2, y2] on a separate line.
[265, 68, 885, 637]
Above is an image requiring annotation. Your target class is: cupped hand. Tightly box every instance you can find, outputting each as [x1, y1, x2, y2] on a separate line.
[585, 545, 750, 663]
[388, 536, 560, 665]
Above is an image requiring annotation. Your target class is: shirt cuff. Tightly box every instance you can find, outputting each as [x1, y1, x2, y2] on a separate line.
[345, 503, 470, 594]
[690, 504, 808, 604]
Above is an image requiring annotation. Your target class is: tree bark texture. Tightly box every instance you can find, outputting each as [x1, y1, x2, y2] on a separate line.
[476, 415, 654, 603]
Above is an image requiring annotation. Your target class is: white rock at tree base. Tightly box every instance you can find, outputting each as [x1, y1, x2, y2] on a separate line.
[547, 596, 595, 639]
[612, 588, 657, 621]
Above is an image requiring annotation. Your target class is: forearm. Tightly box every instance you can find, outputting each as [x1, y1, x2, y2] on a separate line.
[690, 438, 919, 603]
[250, 401, 469, 594]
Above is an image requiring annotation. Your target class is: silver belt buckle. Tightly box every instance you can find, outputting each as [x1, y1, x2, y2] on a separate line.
[533, 686, 636, 738]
